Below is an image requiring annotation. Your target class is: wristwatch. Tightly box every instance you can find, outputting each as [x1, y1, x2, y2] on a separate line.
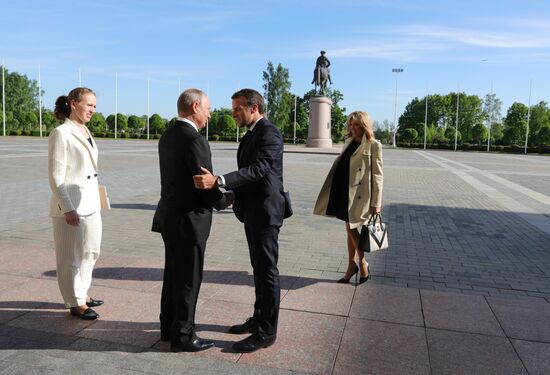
[217, 176, 225, 188]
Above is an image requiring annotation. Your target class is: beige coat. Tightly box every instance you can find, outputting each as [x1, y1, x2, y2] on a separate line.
[313, 136, 383, 229]
[48, 119, 100, 217]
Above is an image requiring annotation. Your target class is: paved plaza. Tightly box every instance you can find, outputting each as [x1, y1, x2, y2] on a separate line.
[1, 137, 550, 374]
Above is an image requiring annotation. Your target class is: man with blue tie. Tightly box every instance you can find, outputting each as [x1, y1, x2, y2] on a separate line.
[193, 88, 291, 353]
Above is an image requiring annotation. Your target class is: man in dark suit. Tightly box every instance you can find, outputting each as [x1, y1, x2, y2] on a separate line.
[193, 88, 290, 353]
[152, 88, 226, 353]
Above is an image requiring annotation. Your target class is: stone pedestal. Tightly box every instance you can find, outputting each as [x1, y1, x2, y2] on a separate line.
[307, 96, 333, 148]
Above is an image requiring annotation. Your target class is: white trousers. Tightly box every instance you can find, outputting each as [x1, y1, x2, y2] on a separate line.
[52, 212, 102, 308]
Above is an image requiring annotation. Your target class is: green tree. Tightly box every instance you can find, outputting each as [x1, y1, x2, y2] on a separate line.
[483, 93, 503, 142]
[42, 110, 58, 131]
[402, 128, 418, 142]
[128, 115, 145, 134]
[116, 113, 128, 133]
[88, 113, 106, 134]
[262, 61, 292, 131]
[22, 111, 38, 132]
[209, 108, 236, 137]
[470, 124, 488, 144]
[106, 113, 128, 134]
[537, 126, 550, 145]
[503, 102, 528, 145]
[445, 126, 462, 144]
[490, 123, 505, 144]
[527, 101, 550, 145]
[149, 114, 166, 134]
[0, 66, 40, 131]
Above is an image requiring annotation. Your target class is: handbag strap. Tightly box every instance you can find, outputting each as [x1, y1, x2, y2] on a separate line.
[367, 212, 382, 225]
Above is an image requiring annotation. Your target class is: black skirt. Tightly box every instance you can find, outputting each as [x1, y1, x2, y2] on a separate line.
[326, 140, 360, 222]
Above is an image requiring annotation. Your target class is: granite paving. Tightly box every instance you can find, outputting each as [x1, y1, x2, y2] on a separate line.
[1, 137, 550, 374]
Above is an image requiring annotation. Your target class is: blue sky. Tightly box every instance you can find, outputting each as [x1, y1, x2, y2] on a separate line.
[2, 0, 549, 125]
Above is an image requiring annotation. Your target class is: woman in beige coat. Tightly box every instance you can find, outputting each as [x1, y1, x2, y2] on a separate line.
[314, 111, 383, 284]
[49, 87, 103, 319]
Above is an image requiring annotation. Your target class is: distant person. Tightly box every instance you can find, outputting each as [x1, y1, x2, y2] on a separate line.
[314, 111, 383, 284]
[152, 88, 229, 352]
[193, 88, 290, 353]
[49, 87, 104, 320]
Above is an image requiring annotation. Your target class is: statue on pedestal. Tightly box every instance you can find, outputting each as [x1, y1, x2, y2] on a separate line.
[311, 51, 333, 96]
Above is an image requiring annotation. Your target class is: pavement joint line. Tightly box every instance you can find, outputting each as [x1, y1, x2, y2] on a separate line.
[414, 150, 550, 236]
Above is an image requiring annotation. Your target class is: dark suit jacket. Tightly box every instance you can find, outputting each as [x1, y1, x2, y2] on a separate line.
[223, 118, 286, 228]
[152, 120, 223, 243]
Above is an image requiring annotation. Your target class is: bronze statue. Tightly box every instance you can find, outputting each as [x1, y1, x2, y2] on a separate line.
[312, 51, 332, 95]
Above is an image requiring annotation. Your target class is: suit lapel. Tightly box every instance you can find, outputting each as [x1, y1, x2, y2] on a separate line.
[237, 126, 255, 166]
[67, 120, 98, 171]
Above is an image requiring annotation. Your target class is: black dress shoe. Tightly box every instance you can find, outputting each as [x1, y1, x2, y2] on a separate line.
[232, 332, 276, 353]
[70, 307, 99, 320]
[359, 264, 370, 284]
[171, 337, 214, 352]
[86, 298, 104, 308]
[337, 263, 359, 284]
[229, 317, 259, 334]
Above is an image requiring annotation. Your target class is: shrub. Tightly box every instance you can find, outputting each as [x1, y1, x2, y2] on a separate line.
[211, 134, 220, 141]
[132, 133, 141, 139]
[9, 129, 22, 136]
[153, 134, 161, 139]
[119, 132, 128, 139]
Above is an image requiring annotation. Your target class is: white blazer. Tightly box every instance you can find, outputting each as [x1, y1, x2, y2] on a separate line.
[48, 119, 101, 217]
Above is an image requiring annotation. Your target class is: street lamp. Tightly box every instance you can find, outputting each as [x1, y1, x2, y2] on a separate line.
[391, 68, 403, 148]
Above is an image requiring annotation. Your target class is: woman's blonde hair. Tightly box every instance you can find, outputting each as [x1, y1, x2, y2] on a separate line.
[347, 111, 374, 140]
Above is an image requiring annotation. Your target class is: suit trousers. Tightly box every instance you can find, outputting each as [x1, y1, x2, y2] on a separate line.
[160, 229, 206, 343]
[52, 212, 102, 308]
[244, 224, 281, 335]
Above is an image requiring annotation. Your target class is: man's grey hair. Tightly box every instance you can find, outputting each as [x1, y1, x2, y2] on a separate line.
[177, 88, 205, 114]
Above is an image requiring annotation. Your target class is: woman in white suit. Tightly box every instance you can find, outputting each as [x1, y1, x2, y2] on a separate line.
[314, 111, 383, 284]
[49, 87, 103, 320]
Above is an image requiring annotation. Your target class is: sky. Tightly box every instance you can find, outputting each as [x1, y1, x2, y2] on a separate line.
[1, 0, 550, 126]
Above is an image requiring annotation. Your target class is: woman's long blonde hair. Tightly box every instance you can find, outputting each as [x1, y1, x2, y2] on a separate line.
[347, 111, 374, 141]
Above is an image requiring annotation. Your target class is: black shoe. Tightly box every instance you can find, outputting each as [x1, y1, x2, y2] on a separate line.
[171, 337, 214, 352]
[337, 263, 359, 284]
[359, 265, 370, 284]
[161, 332, 170, 342]
[70, 307, 99, 320]
[86, 298, 104, 308]
[232, 332, 276, 353]
[229, 317, 259, 334]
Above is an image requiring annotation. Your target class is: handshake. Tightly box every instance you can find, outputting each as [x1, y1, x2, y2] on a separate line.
[193, 166, 234, 211]
[213, 191, 235, 211]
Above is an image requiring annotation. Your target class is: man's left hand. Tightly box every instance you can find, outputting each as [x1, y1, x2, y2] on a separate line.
[193, 167, 218, 189]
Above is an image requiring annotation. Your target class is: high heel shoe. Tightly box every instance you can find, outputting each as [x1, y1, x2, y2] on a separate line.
[337, 263, 359, 284]
[359, 264, 370, 284]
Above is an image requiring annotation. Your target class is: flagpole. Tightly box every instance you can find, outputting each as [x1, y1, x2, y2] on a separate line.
[38, 64, 43, 137]
[114, 72, 118, 139]
[454, 85, 459, 151]
[236, 81, 240, 142]
[424, 90, 428, 150]
[293, 94, 297, 144]
[206, 82, 209, 140]
[524, 79, 532, 155]
[2, 60, 5, 137]
[147, 78, 150, 140]
[487, 81, 494, 152]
